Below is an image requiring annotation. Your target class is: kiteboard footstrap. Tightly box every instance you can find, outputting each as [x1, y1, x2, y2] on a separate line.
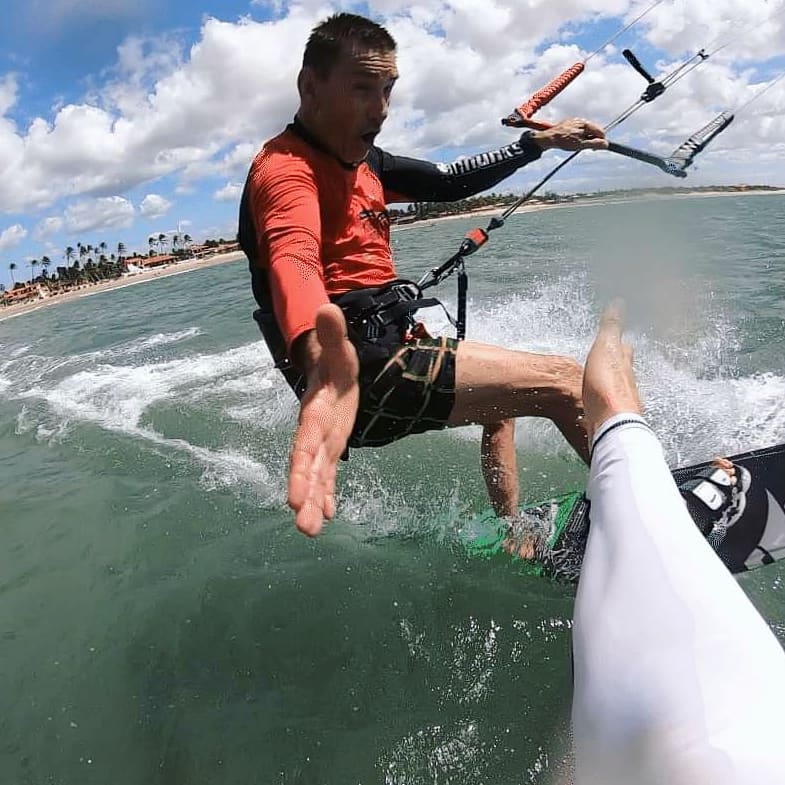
[679, 463, 751, 540]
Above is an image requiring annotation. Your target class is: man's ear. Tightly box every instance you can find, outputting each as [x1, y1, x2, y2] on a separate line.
[298, 67, 317, 102]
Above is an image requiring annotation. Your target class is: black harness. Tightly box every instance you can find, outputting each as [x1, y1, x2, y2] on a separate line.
[333, 279, 441, 338]
[247, 262, 451, 401]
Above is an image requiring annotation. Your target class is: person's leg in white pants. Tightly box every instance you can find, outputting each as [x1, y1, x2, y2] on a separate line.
[571, 304, 785, 785]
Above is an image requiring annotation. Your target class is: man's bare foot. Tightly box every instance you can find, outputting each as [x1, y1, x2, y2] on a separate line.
[501, 506, 558, 561]
[582, 299, 643, 444]
[502, 523, 538, 560]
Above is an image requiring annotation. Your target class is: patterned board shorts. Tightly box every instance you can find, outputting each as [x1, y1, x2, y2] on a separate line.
[349, 335, 459, 448]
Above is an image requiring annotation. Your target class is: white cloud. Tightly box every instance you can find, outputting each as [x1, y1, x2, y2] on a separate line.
[33, 216, 64, 240]
[0, 74, 17, 116]
[213, 182, 243, 203]
[0, 0, 783, 219]
[64, 197, 135, 234]
[139, 193, 173, 219]
[642, 0, 785, 61]
[0, 223, 27, 251]
[179, 141, 258, 184]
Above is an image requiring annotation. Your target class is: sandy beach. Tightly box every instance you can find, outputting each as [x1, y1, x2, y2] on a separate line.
[0, 251, 247, 324]
[2, 188, 782, 325]
[392, 187, 785, 230]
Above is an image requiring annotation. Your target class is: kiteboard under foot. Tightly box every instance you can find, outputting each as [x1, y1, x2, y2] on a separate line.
[464, 442, 785, 581]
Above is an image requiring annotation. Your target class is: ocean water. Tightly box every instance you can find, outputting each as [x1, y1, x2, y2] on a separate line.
[1, 193, 785, 784]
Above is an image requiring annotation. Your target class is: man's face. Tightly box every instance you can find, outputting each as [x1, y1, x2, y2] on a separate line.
[305, 44, 398, 165]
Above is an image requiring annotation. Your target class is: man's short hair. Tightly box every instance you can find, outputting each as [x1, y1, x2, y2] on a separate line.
[302, 13, 396, 77]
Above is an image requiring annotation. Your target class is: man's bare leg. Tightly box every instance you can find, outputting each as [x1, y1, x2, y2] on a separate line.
[481, 420, 519, 518]
[288, 312, 588, 536]
[448, 341, 590, 464]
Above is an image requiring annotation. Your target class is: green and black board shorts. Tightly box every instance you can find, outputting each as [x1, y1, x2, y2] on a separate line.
[349, 334, 459, 448]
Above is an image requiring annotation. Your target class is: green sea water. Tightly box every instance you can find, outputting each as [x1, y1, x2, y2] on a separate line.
[2, 194, 785, 784]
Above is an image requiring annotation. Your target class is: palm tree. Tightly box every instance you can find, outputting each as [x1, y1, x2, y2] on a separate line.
[148, 236, 156, 256]
[40, 256, 51, 285]
[158, 233, 167, 254]
[30, 259, 39, 280]
[8, 262, 16, 284]
[117, 242, 126, 260]
[65, 246, 75, 267]
[99, 241, 107, 258]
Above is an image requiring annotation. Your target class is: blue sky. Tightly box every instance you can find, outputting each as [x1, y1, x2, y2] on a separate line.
[0, 0, 783, 288]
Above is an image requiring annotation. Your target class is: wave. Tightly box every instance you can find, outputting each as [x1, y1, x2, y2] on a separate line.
[5, 278, 785, 529]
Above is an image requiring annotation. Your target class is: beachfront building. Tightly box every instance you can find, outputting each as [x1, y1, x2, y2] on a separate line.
[186, 241, 240, 259]
[134, 254, 178, 269]
[1, 283, 46, 307]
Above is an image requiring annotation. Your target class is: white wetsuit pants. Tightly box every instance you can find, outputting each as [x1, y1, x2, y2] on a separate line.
[571, 414, 785, 785]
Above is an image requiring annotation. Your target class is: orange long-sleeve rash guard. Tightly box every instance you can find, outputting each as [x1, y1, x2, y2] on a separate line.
[243, 118, 543, 357]
[247, 129, 397, 354]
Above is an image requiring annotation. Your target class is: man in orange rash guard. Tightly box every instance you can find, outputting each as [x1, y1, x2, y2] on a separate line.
[238, 13, 608, 535]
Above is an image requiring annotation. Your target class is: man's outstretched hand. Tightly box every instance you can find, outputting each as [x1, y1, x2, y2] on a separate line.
[288, 304, 359, 536]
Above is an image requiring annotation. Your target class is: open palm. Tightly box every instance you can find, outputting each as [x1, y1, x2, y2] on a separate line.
[288, 304, 360, 536]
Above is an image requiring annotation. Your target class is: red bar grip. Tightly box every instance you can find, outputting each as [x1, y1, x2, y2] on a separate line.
[516, 62, 585, 119]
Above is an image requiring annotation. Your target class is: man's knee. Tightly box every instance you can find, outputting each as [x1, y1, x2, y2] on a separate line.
[551, 357, 583, 398]
[482, 418, 515, 436]
[546, 356, 584, 412]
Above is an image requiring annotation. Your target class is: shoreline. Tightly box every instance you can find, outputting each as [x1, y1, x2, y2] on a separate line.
[2, 188, 782, 325]
[0, 251, 246, 324]
[391, 187, 785, 230]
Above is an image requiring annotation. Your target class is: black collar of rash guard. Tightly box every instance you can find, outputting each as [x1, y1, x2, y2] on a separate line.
[289, 116, 363, 171]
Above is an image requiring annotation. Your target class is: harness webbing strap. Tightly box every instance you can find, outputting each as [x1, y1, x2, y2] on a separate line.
[334, 281, 458, 339]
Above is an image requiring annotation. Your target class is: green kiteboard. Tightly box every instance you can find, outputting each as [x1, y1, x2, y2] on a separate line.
[465, 442, 785, 581]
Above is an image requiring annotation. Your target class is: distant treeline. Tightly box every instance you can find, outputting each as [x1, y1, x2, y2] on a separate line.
[390, 185, 783, 223]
